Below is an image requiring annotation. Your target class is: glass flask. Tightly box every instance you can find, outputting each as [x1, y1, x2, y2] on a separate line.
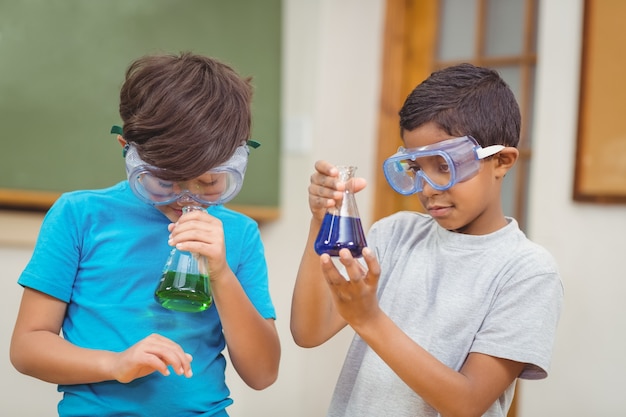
[155, 206, 213, 312]
[314, 165, 367, 257]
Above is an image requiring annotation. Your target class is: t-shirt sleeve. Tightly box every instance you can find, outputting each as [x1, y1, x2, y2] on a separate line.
[18, 194, 81, 302]
[225, 214, 276, 320]
[471, 250, 564, 379]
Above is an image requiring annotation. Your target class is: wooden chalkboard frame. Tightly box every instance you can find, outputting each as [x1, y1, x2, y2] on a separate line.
[0, 188, 279, 222]
[0, 0, 281, 221]
[573, 0, 626, 203]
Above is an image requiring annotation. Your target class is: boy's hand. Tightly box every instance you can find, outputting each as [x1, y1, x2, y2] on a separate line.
[167, 209, 229, 280]
[319, 247, 382, 328]
[111, 333, 193, 383]
[309, 160, 367, 221]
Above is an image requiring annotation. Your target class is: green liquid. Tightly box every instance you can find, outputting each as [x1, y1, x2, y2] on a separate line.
[155, 270, 212, 313]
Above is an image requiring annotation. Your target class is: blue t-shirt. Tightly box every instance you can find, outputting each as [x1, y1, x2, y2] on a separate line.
[18, 181, 276, 417]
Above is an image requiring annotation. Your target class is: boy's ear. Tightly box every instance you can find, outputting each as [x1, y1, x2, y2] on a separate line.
[494, 147, 519, 178]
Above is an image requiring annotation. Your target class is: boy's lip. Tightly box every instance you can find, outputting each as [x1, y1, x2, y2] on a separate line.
[427, 204, 452, 217]
[169, 206, 184, 217]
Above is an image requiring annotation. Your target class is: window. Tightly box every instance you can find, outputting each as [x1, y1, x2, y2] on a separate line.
[375, 0, 538, 231]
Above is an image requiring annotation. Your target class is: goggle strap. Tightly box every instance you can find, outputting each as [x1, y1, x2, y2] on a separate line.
[247, 139, 261, 149]
[476, 145, 504, 159]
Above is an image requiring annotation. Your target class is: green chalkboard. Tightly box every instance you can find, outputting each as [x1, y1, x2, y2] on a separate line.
[0, 0, 281, 219]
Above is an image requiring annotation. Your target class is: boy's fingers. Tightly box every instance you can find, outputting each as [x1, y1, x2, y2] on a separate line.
[320, 254, 345, 285]
[351, 177, 368, 193]
[314, 160, 338, 177]
[338, 249, 372, 283]
[361, 247, 380, 276]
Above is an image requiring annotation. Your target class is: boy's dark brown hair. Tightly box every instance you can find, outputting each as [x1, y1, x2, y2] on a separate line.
[398, 63, 521, 148]
[119, 52, 253, 181]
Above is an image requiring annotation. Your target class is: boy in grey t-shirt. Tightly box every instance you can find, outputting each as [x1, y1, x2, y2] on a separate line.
[291, 63, 563, 417]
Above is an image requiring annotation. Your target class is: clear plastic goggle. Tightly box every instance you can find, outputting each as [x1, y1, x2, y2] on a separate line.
[383, 136, 504, 195]
[124, 143, 249, 206]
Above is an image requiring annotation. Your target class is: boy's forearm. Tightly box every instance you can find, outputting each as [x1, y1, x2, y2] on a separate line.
[290, 219, 345, 347]
[351, 311, 470, 415]
[223, 317, 280, 390]
[211, 270, 280, 389]
[353, 311, 521, 417]
[11, 330, 115, 385]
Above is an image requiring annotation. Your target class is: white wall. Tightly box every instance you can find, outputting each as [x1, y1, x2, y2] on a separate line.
[2, 0, 625, 416]
[0, 241, 62, 414]
[226, 1, 384, 416]
[519, 0, 626, 415]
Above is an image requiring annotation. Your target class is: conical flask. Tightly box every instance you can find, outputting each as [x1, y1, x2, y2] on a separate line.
[155, 206, 213, 312]
[314, 165, 367, 257]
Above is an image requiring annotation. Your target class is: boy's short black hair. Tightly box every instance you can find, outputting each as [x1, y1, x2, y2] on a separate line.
[399, 63, 521, 148]
[119, 52, 253, 181]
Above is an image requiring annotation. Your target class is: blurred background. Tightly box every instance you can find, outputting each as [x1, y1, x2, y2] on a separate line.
[1, 0, 625, 416]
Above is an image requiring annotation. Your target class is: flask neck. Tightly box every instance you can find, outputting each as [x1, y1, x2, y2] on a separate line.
[337, 166, 355, 182]
[336, 165, 356, 194]
[182, 205, 205, 214]
[332, 166, 360, 217]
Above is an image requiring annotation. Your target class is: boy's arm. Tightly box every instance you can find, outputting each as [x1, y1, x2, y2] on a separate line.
[324, 249, 525, 417]
[290, 216, 348, 347]
[358, 307, 523, 417]
[168, 211, 280, 390]
[290, 160, 370, 347]
[209, 268, 280, 390]
[10, 288, 193, 385]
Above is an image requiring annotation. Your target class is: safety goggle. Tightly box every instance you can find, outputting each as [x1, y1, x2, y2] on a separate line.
[125, 143, 249, 206]
[382, 136, 504, 195]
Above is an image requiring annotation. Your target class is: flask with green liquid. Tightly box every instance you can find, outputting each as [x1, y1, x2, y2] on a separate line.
[155, 206, 213, 312]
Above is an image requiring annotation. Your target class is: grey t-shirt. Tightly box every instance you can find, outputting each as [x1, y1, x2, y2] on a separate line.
[327, 212, 563, 417]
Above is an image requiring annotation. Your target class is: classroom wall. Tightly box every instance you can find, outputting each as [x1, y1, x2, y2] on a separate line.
[1, 0, 625, 416]
[518, 0, 626, 415]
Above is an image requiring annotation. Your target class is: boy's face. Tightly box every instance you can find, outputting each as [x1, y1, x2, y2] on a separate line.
[139, 172, 230, 204]
[149, 173, 230, 222]
[402, 122, 514, 235]
[120, 137, 249, 220]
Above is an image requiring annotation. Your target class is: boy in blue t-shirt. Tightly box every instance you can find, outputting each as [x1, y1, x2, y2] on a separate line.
[11, 52, 280, 417]
[291, 63, 562, 417]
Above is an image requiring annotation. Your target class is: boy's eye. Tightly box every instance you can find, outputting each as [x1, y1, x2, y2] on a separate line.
[406, 162, 421, 173]
[199, 180, 218, 187]
[439, 163, 450, 173]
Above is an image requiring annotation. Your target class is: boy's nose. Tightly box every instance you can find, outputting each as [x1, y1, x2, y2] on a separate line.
[420, 179, 440, 198]
[176, 193, 196, 205]
[171, 181, 185, 194]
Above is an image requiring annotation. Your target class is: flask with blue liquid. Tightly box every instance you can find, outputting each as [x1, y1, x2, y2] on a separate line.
[314, 165, 367, 257]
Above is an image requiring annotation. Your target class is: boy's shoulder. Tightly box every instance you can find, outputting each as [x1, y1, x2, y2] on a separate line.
[368, 210, 437, 248]
[209, 204, 260, 232]
[376, 210, 432, 225]
[55, 181, 130, 204]
[371, 210, 434, 234]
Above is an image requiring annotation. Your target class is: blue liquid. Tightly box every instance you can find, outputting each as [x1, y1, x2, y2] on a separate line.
[314, 213, 367, 257]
